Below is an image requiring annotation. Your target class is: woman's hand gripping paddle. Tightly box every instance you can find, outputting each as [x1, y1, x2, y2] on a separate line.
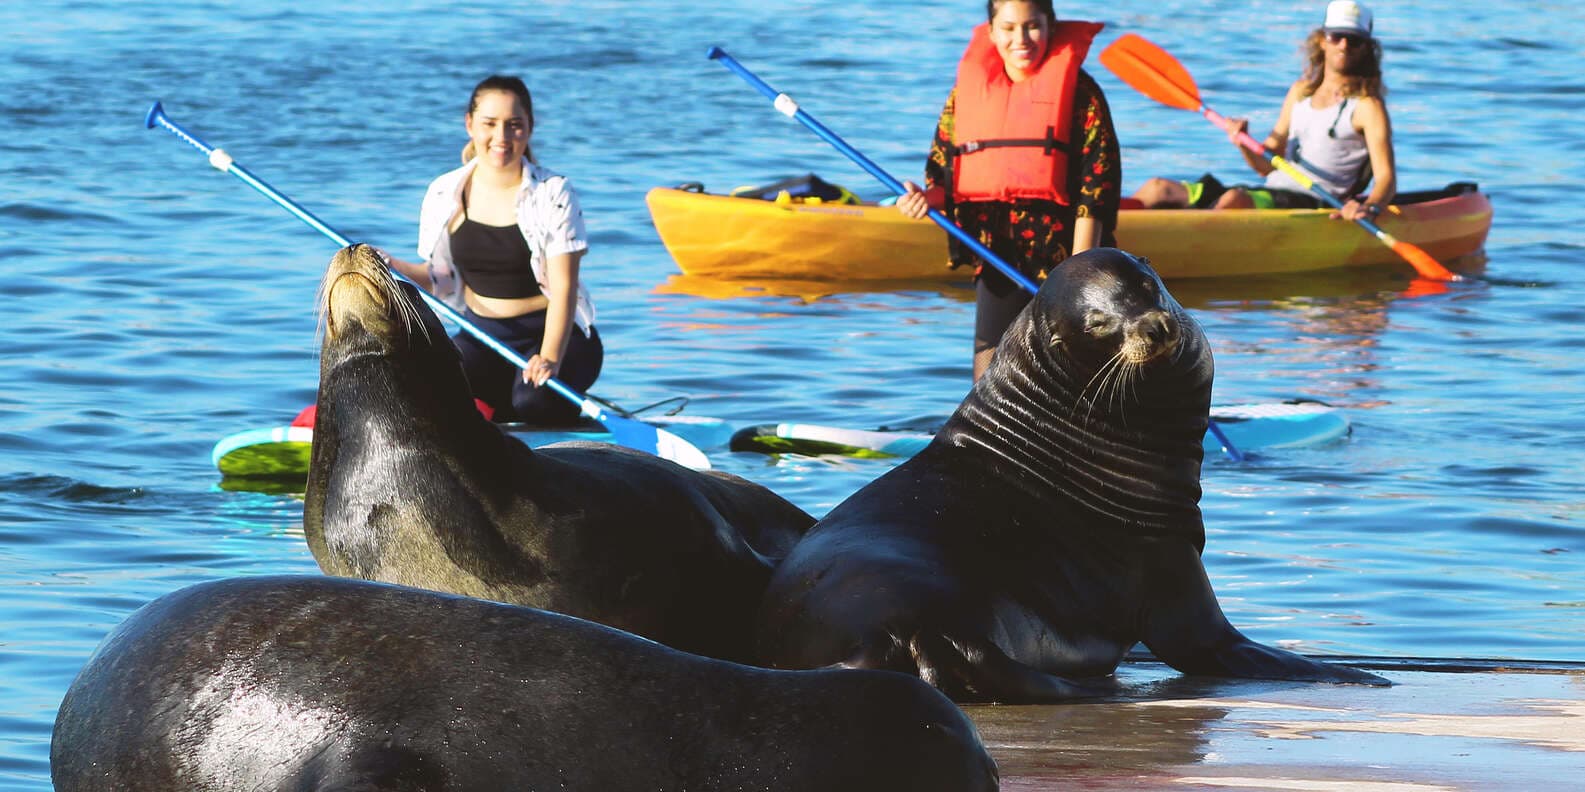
[144, 101, 711, 470]
[706, 49, 1244, 461]
[1099, 33, 1460, 282]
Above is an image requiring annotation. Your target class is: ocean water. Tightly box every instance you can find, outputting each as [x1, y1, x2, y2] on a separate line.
[3, 0, 1583, 786]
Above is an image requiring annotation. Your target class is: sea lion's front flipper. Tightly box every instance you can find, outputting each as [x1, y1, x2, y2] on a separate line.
[1193, 635, 1391, 686]
[1140, 543, 1390, 686]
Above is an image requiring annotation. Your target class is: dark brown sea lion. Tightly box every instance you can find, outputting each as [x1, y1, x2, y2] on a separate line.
[303, 244, 814, 663]
[755, 248, 1389, 701]
[51, 575, 998, 791]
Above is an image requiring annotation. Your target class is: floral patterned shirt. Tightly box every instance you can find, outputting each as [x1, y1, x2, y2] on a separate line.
[923, 69, 1121, 287]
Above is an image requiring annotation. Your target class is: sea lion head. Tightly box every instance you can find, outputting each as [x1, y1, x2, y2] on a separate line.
[945, 248, 1211, 532]
[1038, 247, 1192, 375]
[987, 247, 1212, 425]
[316, 244, 477, 432]
[321, 245, 445, 353]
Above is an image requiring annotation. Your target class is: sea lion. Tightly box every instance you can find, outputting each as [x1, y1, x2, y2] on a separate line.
[304, 244, 814, 663]
[755, 248, 1388, 702]
[52, 575, 998, 792]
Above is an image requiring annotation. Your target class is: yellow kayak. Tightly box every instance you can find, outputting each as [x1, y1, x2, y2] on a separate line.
[646, 182, 1492, 282]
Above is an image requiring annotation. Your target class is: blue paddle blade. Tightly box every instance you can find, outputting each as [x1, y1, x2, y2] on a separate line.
[542, 378, 710, 469]
[598, 410, 712, 470]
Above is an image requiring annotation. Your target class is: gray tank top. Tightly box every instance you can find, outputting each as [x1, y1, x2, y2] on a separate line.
[1265, 95, 1369, 198]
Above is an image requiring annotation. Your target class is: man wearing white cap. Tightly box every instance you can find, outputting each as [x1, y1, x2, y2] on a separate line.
[1132, 0, 1396, 221]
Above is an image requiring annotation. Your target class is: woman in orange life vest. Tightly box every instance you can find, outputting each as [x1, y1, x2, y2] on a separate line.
[898, 0, 1121, 382]
[1132, 1, 1396, 221]
[382, 76, 603, 425]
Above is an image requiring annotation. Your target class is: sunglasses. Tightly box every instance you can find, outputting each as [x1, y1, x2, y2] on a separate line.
[1326, 31, 1368, 46]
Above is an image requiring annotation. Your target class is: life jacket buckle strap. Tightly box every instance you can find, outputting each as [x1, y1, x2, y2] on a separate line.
[954, 136, 1073, 156]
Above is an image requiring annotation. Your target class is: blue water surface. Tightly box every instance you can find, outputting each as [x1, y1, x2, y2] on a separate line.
[3, 0, 1583, 786]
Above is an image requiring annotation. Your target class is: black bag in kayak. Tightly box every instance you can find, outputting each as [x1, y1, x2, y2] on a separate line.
[728, 173, 859, 204]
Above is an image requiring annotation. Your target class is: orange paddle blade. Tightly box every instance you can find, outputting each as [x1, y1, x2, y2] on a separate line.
[1401, 278, 1453, 298]
[1391, 239, 1461, 282]
[1099, 33, 1203, 111]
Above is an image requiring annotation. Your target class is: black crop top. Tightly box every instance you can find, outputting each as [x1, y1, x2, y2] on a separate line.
[449, 218, 543, 300]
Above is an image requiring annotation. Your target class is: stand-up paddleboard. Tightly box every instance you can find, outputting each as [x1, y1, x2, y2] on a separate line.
[729, 401, 1350, 459]
[213, 414, 733, 493]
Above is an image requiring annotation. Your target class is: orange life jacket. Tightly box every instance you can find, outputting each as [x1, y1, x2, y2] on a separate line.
[948, 20, 1103, 205]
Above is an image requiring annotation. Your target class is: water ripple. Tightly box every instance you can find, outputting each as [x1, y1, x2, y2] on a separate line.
[2, 1, 1584, 788]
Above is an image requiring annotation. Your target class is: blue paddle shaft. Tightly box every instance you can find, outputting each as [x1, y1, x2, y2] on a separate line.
[707, 48, 1041, 295]
[145, 102, 352, 248]
[144, 102, 611, 423]
[1204, 420, 1245, 462]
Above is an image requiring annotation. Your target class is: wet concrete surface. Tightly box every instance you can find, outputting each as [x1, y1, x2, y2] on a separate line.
[964, 661, 1585, 791]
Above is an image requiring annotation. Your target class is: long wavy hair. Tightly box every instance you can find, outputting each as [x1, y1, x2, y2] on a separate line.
[1300, 28, 1385, 100]
[460, 75, 537, 165]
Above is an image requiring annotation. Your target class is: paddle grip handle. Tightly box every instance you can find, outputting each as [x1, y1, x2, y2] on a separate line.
[707, 47, 780, 103]
[146, 102, 355, 248]
[707, 48, 1041, 296]
[139, 102, 618, 404]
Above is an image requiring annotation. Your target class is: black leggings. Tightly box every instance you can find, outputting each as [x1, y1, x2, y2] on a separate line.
[453, 309, 604, 425]
[974, 269, 1035, 354]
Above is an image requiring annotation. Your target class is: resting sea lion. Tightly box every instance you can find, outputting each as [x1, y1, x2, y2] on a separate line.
[755, 248, 1388, 702]
[304, 244, 813, 662]
[52, 575, 998, 791]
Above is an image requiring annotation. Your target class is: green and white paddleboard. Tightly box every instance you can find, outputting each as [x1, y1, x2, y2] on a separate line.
[213, 414, 734, 492]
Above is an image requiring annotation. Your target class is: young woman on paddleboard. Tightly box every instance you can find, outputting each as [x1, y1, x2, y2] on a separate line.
[384, 75, 602, 424]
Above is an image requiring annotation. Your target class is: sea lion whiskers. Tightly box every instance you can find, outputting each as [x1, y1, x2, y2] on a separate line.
[1075, 350, 1129, 427]
[1110, 357, 1138, 423]
[1078, 305, 1184, 427]
[385, 275, 432, 346]
[318, 245, 432, 346]
[349, 246, 432, 345]
[1075, 352, 1113, 423]
[1115, 355, 1142, 418]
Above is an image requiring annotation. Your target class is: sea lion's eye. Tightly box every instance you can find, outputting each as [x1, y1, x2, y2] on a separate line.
[1084, 311, 1116, 336]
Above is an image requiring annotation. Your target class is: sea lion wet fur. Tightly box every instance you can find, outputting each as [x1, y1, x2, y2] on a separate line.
[304, 244, 814, 663]
[52, 575, 999, 792]
[756, 248, 1388, 701]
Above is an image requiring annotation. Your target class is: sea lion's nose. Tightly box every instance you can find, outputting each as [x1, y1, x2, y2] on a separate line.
[1141, 313, 1171, 345]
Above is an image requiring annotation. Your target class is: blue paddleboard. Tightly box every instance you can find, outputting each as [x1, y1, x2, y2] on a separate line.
[728, 401, 1350, 459]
